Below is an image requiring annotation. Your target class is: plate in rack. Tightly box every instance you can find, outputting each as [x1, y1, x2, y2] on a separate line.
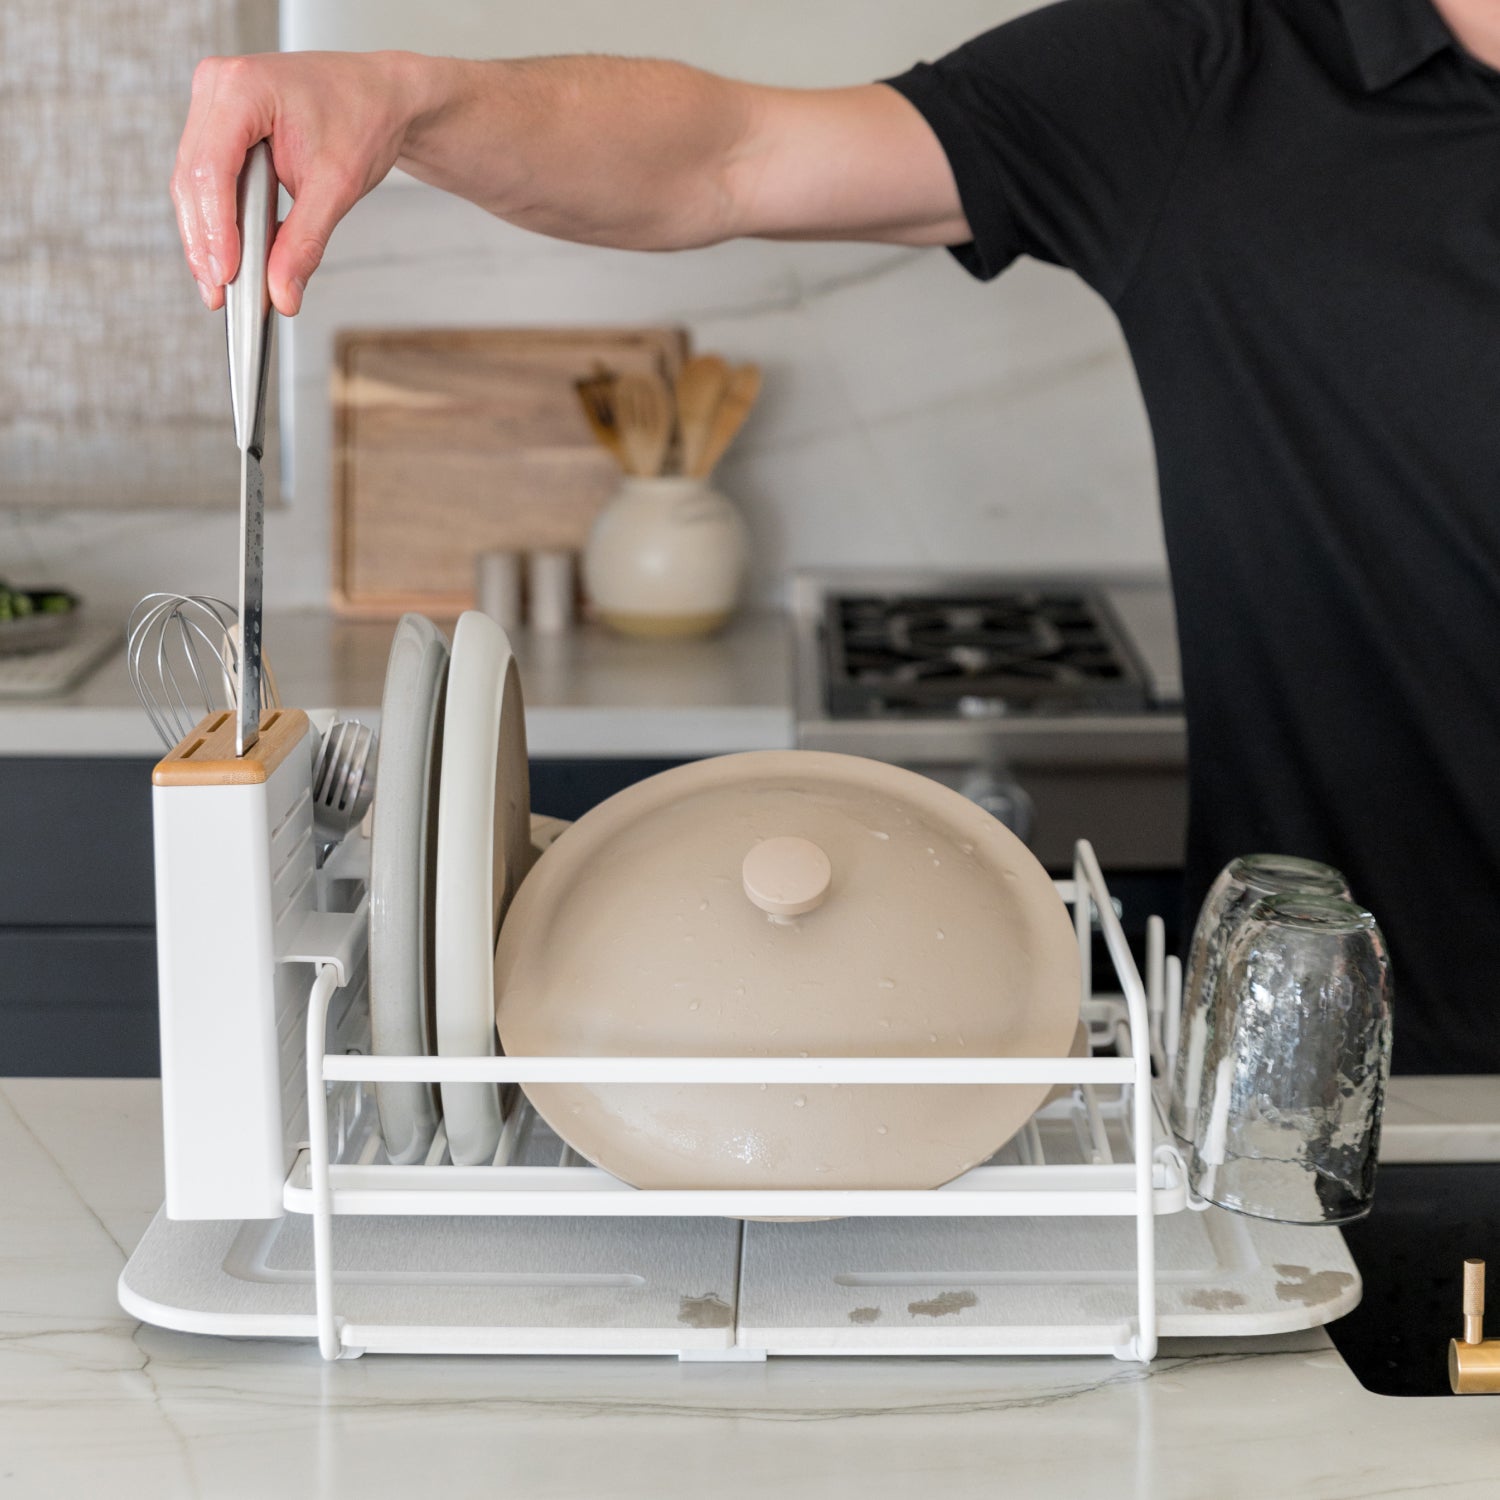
[368, 613, 449, 1164]
[434, 611, 531, 1165]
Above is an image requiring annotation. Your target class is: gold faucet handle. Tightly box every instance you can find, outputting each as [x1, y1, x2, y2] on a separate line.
[1451, 1258, 1500, 1394]
[1464, 1258, 1485, 1346]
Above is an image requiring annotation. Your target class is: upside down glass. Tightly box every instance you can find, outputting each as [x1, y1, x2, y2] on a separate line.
[1188, 893, 1393, 1225]
[1169, 854, 1348, 1147]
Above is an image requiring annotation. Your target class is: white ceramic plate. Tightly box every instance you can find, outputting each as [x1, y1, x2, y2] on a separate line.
[434, 611, 531, 1165]
[368, 614, 449, 1164]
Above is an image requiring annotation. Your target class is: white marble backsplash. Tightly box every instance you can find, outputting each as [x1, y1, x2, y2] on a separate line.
[2, 0, 1169, 613]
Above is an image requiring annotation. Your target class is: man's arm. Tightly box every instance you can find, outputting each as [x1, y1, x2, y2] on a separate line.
[171, 51, 968, 316]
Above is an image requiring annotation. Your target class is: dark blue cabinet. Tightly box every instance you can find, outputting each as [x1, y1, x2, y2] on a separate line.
[0, 755, 691, 1076]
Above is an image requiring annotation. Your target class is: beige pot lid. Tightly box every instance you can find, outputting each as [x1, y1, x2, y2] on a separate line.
[495, 751, 1080, 1191]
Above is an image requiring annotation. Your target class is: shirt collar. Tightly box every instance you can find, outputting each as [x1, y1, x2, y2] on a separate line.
[1337, 0, 1456, 91]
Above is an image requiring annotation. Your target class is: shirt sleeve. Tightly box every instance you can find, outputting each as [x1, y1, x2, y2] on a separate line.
[884, 0, 1230, 301]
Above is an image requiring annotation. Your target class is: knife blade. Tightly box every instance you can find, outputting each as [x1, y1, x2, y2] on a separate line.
[224, 141, 278, 756]
[237, 444, 265, 750]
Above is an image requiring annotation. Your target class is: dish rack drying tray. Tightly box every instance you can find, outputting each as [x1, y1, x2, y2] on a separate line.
[121, 801, 1361, 1362]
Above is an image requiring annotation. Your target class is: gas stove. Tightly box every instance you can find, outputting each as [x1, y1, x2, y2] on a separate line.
[822, 588, 1151, 719]
[792, 572, 1188, 877]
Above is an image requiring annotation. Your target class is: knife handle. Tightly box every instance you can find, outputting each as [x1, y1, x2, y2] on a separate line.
[225, 140, 278, 454]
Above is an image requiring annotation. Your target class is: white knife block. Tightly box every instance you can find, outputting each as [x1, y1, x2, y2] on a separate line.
[152, 708, 324, 1220]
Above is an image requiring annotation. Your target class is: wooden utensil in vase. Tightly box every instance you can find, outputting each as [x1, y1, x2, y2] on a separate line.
[614, 371, 674, 477]
[693, 363, 762, 478]
[674, 355, 730, 477]
[574, 367, 624, 467]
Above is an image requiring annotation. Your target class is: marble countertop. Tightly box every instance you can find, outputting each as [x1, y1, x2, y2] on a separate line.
[0, 609, 795, 758]
[6, 1077, 1499, 1500]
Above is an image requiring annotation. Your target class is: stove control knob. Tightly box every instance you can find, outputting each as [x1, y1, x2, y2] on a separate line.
[959, 771, 1036, 844]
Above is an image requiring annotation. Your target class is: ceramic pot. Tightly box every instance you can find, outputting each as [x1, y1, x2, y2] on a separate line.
[494, 751, 1080, 1192]
[582, 476, 748, 638]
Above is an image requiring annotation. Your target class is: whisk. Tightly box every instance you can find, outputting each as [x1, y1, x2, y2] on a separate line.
[126, 593, 277, 750]
[127, 592, 375, 858]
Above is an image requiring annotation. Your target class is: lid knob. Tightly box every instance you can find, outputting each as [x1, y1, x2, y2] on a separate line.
[742, 836, 832, 918]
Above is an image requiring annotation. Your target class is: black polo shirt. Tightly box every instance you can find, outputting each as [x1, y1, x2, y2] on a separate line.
[886, 0, 1500, 1072]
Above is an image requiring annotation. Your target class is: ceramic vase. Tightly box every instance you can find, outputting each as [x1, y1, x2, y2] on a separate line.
[583, 476, 748, 638]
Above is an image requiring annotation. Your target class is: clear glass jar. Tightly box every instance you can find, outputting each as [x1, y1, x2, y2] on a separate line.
[1188, 893, 1393, 1225]
[1169, 854, 1347, 1147]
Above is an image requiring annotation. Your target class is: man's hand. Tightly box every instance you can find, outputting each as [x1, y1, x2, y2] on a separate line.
[171, 51, 969, 317]
[171, 51, 424, 315]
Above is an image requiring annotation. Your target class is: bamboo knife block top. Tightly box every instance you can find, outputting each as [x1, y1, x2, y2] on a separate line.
[153, 708, 310, 787]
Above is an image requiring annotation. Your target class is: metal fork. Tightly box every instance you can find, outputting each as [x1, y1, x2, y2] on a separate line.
[312, 717, 378, 851]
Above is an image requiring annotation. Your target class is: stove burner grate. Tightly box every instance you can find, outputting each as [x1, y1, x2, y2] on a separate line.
[823, 591, 1147, 718]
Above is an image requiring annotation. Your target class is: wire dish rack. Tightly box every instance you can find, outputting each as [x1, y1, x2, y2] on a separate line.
[119, 725, 1361, 1363]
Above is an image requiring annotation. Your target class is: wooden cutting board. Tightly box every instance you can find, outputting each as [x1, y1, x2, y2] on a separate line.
[332, 326, 690, 618]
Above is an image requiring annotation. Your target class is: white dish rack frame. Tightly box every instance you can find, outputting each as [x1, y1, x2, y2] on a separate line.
[122, 718, 1360, 1364]
[295, 842, 1184, 1362]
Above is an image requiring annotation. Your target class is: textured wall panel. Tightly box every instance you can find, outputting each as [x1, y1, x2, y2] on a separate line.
[0, 0, 276, 508]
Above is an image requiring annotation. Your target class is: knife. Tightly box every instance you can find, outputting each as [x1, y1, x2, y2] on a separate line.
[224, 141, 278, 757]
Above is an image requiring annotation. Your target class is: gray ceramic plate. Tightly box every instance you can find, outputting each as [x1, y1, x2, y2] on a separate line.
[368, 614, 449, 1164]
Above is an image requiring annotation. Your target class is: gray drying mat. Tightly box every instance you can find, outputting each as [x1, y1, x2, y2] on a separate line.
[120, 1209, 744, 1354]
[736, 1209, 1359, 1354]
[121, 1201, 1356, 1359]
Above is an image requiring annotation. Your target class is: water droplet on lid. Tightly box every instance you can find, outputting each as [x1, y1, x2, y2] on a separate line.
[925, 847, 935, 855]
[936, 929, 945, 940]
[758, 1083, 767, 1092]
[876, 1124, 888, 1135]
[869, 829, 890, 841]
[959, 842, 975, 856]
[698, 900, 709, 911]
[957, 1033, 967, 1047]
[798, 1051, 809, 1058]
[793, 1096, 807, 1108]
[877, 1018, 891, 1028]
[928, 1033, 939, 1043]
[877, 978, 896, 990]
[687, 1000, 700, 1011]
[814, 1164, 830, 1174]
[570, 1105, 582, 1115]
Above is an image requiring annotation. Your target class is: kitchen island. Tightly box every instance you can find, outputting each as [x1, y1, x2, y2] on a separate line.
[6, 1079, 1497, 1500]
